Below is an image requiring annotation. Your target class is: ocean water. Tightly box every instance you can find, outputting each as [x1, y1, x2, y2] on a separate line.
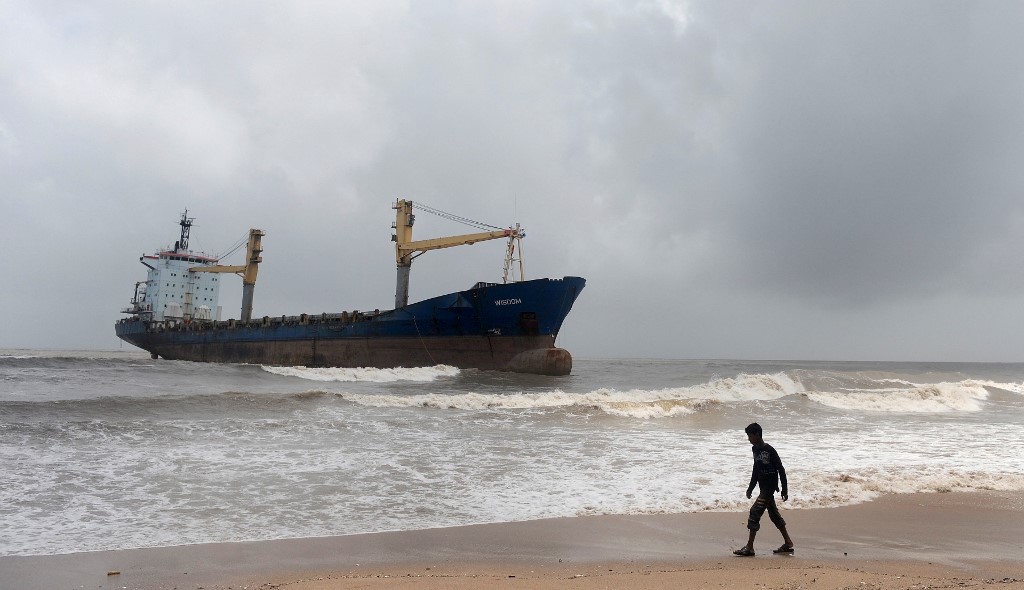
[2, 349, 1023, 557]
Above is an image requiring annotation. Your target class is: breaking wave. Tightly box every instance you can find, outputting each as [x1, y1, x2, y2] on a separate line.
[260, 364, 460, 383]
[339, 372, 804, 417]
[978, 379, 1024, 395]
[575, 468, 1024, 517]
[805, 381, 991, 413]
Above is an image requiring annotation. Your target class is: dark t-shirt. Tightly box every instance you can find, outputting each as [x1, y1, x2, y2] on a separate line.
[747, 443, 788, 497]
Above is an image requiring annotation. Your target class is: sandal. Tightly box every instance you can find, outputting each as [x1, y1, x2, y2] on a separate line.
[772, 545, 794, 554]
[733, 546, 755, 556]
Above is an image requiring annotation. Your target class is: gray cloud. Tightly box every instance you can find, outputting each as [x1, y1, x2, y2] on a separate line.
[713, 1, 1024, 306]
[2, 1, 1023, 361]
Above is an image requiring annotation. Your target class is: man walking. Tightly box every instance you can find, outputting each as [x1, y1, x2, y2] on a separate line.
[733, 422, 794, 556]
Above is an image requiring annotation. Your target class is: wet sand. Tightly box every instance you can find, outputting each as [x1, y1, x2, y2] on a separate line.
[2, 491, 1022, 589]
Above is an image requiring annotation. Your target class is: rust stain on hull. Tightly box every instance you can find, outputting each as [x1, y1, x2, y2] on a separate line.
[130, 334, 573, 376]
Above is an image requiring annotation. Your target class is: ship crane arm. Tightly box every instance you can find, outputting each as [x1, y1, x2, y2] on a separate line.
[188, 228, 265, 322]
[397, 228, 521, 262]
[190, 265, 247, 274]
[392, 199, 525, 308]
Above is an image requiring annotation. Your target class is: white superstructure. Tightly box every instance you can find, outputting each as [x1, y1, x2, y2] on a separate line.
[122, 212, 224, 322]
[139, 250, 223, 321]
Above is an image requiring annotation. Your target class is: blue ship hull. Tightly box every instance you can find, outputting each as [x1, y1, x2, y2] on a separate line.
[115, 277, 586, 375]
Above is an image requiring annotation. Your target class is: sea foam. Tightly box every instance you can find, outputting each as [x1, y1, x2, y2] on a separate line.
[806, 381, 990, 413]
[339, 372, 804, 417]
[260, 364, 460, 382]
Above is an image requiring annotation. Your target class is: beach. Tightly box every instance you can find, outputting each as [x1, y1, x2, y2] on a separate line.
[2, 491, 1022, 589]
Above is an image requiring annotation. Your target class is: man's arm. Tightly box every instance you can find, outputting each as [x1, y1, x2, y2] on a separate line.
[746, 462, 757, 498]
[773, 448, 788, 501]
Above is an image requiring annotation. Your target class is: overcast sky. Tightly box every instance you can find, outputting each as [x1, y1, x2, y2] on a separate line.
[3, 0, 1024, 362]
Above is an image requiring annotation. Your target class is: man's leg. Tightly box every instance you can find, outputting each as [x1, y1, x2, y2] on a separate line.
[740, 495, 768, 551]
[765, 495, 793, 550]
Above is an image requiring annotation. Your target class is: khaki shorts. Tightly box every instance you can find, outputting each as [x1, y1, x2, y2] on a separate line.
[747, 493, 786, 531]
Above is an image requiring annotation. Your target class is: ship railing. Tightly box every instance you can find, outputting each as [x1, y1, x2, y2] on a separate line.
[192, 310, 386, 331]
[135, 309, 392, 333]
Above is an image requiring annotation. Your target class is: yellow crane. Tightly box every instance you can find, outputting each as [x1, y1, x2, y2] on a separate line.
[190, 228, 265, 322]
[392, 199, 524, 308]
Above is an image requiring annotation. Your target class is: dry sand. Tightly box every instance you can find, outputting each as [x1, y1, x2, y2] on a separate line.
[2, 491, 1022, 589]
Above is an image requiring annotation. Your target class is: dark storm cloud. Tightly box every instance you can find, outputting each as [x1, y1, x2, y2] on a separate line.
[350, 1, 728, 286]
[3, 0, 1023, 360]
[709, 1, 1024, 306]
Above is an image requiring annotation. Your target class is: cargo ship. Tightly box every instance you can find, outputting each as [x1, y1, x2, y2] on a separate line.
[115, 201, 585, 375]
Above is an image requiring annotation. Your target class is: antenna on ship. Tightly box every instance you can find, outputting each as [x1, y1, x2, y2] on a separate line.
[176, 210, 195, 252]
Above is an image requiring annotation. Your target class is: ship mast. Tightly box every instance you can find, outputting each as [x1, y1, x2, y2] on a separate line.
[392, 200, 525, 309]
[176, 210, 194, 252]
